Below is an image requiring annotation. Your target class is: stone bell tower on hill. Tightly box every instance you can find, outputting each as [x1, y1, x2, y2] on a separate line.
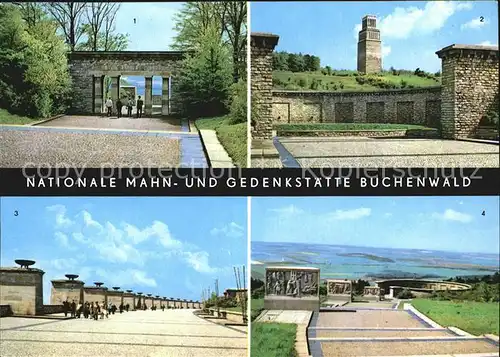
[357, 15, 382, 74]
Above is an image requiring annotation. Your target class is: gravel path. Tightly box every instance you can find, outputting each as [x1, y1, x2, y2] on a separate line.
[0, 309, 247, 357]
[39, 116, 182, 132]
[318, 339, 499, 356]
[279, 137, 499, 168]
[315, 311, 427, 328]
[0, 129, 180, 167]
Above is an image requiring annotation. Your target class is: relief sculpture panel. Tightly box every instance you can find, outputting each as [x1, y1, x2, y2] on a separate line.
[265, 268, 319, 298]
[326, 279, 352, 297]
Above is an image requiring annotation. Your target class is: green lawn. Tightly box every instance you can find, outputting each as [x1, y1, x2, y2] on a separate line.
[251, 298, 264, 321]
[222, 306, 245, 313]
[251, 322, 297, 357]
[412, 299, 499, 336]
[274, 70, 440, 92]
[275, 123, 432, 131]
[195, 116, 247, 167]
[0, 108, 39, 125]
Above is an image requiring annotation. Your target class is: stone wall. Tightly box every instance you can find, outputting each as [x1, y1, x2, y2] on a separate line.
[83, 287, 108, 305]
[272, 87, 441, 125]
[251, 33, 280, 142]
[0, 304, 13, 317]
[107, 291, 123, 307]
[123, 295, 135, 310]
[0, 268, 44, 315]
[436, 44, 499, 139]
[43, 304, 64, 314]
[68, 51, 184, 114]
[50, 280, 84, 305]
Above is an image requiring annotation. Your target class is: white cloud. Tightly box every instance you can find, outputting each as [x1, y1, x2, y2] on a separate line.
[384, 213, 393, 218]
[353, 23, 362, 39]
[432, 209, 472, 223]
[183, 251, 218, 274]
[378, 1, 472, 40]
[54, 232, 70, 248]
[327, 208, 372, 220]
[382, 45, 392, 58]
[461, 17, 488, 30]
[46, 205, 73, 229]
[477, 41, 497, 47]
[49, 258, 79, 271]
[269, 205, 304, 216]
[94, 268, 157, 288]
[210, 222, 245, 238]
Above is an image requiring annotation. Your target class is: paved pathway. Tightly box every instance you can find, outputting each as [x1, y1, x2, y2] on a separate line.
[274, 137, 499, 168]
[0, 125, 207, 168]
[37, 115, 187, 132]
[0, 309, 247, 357]
[308, 304, 499, 357]
[199, 129, 235, 168]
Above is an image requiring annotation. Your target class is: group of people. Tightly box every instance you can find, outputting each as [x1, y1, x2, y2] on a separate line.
[105, 96, 144, 118]
[62, 299, 131, 320]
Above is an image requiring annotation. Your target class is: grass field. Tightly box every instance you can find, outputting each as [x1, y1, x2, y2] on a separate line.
[274, 70, 440, 92]
[251, 322, 297, 357]
[251, 298, 264, 321]
[412, 299, 499, 336]
[275, 123, 432, 131]
[195, 116, 247, 167]
[0, 108, 39, 125]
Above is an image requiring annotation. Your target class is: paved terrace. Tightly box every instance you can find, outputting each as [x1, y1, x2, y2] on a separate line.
[265, 137, 499, 168]
[0, 309, 247, 357]
[0, 116, 207, 167]
[307, 304, 499, 357]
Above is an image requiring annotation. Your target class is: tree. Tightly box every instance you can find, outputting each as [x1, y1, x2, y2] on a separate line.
[45, 2, 86, 51]
[0, 4, 71, 118]
[219, 1, 246, 81]
[81, 2, 120, 51]
[172, 23, 233, 118]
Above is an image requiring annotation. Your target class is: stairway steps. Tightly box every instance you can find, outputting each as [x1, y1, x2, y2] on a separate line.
[311, 329, 455, 338]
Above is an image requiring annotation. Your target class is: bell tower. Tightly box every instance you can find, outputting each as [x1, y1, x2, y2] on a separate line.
[357, 15, 382, 74]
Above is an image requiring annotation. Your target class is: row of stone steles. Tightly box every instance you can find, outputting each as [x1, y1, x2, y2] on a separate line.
[0, 259, 202, 317]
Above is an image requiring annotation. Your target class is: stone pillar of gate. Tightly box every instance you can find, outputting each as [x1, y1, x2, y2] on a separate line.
[145, 76, 153, 116]
[93, 75, 104, 114]
[436, 44, 499, 139]
[251, 33, 280, 159]
[161, 77, 169, 116]
[109, 76, 120, 106]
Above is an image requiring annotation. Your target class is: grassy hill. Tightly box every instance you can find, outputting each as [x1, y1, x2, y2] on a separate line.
[273, 70, 440, 92]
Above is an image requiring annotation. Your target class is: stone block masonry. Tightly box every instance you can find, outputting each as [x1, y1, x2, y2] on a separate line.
[436, 44, 499, 139]
[68, 51, 185, 114]
[272, 87, 441, 125]
[251, 33, 280, 142]
[0, 267, 45, 315]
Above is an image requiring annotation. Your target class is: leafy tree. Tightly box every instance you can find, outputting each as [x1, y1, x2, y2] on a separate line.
[0, 4, 71, 118]
[172, 23, 233, 118]
[45, 3, 86, 50]
[228, 79, 247, 124]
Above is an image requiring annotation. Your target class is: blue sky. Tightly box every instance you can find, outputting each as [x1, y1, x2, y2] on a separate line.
[251, 196, 500, 254]
[251, 1, 499, 72]
[0, 197, 247, 303]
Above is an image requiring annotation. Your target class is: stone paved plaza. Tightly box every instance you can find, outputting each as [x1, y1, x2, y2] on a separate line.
[271, 137, 499, 168]
[38, 115, 186, 132]
[0, 125, 207, 168]
[0, 309, 247, 357]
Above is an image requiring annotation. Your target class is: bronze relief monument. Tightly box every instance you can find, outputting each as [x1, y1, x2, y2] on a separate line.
[264, 266, 320, 311]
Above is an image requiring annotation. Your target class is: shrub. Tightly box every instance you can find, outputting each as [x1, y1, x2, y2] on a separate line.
[339, 82, 344, 89]
[228, 79, 247, 125]
[298, 78, 307, 88]
[396, 289, 414, 299]
[400, 80, 407, 88]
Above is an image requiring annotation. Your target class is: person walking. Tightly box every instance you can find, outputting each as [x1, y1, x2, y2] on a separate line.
[136, 96, 143, 118]
[71, 300, 76, 318]
[127, 97, 134, 117]
[105, 98, 113, 117]
[116, 98, 123, 118]
[76, 302, 82, 318]
[63, 300, 69, 317]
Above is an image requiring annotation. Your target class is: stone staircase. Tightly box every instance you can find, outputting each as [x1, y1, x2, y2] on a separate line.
[307, 309, 499, 357]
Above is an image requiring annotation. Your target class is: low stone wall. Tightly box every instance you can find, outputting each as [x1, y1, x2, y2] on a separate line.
[475, 126, 499, 140]
[277, 128, 439, 138]
[43, 304, 64, 314]
[272, 87, 441, 127]
[0, 304, 13, 317]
